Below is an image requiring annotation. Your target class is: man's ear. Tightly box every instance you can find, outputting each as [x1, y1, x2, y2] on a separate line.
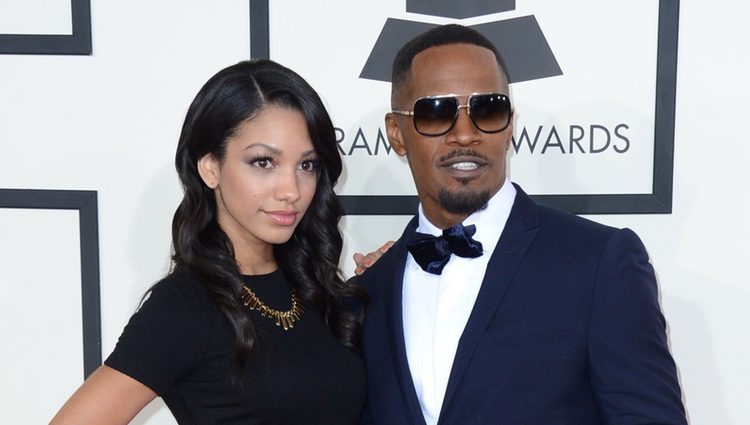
[197, 153, 220, 189]
[385, 113, 407, 157]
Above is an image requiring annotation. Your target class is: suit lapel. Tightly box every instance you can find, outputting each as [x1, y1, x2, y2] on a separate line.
[384, 217, 428, 425]
[439, 186, 541, 420]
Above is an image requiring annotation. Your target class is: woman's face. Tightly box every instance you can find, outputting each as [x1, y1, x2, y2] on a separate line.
[199, 106, 318, 255]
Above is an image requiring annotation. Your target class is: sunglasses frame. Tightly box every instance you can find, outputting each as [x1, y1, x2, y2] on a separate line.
[392, 92, 513, 137]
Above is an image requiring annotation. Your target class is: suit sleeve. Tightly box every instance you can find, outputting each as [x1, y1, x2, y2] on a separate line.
[588, 228, 687, 425]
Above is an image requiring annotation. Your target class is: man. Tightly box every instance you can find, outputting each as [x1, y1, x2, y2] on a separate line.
[356, 24, 687, 425]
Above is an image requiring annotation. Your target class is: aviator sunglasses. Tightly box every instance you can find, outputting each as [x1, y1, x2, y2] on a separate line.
[392, 93, 512, 137]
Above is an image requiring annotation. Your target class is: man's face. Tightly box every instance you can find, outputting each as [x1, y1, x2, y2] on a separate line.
[386, 43, 512, 228]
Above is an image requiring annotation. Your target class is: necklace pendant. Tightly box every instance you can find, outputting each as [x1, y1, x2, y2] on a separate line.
[241, 285, 303, 331]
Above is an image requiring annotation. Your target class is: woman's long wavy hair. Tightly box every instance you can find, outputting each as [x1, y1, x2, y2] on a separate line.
[171, 59, 366, 367]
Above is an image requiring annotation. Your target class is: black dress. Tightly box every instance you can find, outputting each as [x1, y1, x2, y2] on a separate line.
[105, 268, 366, 425]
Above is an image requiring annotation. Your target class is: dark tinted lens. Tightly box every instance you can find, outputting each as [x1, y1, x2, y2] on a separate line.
[413, 97, 459, 136]
[469, 94, 511, 133]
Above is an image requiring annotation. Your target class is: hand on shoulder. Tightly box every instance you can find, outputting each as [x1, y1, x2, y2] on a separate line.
[353, 241, 395, 275]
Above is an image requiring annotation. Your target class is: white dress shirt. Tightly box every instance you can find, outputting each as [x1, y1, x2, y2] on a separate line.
[402, 178, 516, 425]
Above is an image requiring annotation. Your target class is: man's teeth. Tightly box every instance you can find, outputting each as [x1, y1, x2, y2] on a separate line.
[451, 162, 479, 171]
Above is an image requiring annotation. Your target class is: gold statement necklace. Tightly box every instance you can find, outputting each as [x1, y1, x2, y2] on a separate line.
[241, 285, 304, 331]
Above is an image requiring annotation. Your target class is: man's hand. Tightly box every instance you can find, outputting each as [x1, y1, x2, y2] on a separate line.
[353, 241, 395, 275]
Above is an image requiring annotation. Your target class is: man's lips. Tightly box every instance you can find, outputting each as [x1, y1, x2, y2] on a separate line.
[439, 155, 489, 176]
[265, 210, 299, 226]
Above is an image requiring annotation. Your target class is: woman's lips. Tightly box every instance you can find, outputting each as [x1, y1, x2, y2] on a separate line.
[265, 210, 299, 226]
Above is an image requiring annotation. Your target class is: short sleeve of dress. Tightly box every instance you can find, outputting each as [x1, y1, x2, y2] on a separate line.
[105, 272, 214, 395]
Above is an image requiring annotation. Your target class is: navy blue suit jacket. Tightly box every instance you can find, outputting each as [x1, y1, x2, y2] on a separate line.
[358, 185, 686, 425]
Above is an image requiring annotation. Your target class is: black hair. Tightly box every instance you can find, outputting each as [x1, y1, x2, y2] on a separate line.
[171, 59, 366, 368]
[391, 24, 510, 105]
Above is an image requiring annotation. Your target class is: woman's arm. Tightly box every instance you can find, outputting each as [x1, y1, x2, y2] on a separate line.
[50, 365, 157, 425]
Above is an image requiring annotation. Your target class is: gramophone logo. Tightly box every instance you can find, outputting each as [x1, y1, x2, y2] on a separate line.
[360, 0, 562, 84]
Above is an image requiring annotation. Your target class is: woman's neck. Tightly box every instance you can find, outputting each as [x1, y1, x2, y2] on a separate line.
[232, 239, 277, 275]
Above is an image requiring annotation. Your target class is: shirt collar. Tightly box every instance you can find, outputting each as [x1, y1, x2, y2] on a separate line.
[417, 178, 517, 255]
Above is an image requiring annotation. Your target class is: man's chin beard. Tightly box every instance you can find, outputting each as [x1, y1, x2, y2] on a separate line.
[437, 188, 490, 215]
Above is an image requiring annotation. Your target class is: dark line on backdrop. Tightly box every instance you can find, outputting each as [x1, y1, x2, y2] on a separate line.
[651, 0, 679, 213]
[339, 192, 673, 216]
[0, 189, 101, 378]
[0, 0, 92, 55]
[250, 0, 270, 59]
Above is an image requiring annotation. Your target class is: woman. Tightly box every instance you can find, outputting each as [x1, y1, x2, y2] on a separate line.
[52, 60, 367, 424]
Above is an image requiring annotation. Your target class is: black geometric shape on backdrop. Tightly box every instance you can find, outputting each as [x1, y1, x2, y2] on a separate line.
[473, 17, 562, 83]
[0, 0, 92, 55]
[359, 19, 434, 82]
[359, 16, 562, 84]
[407, 0, 515, 19]
[0, 189, 101, 378]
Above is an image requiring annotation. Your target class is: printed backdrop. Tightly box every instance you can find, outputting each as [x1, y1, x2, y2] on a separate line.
[2, 1, 749, 424]
[268, 0, 661, 198]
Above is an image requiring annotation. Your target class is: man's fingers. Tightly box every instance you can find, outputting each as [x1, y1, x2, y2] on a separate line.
[353, 242, 395, 275]
[379, 241, 395, 253]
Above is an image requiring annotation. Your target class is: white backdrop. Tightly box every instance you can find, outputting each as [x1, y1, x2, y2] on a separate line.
[0, 1, 748, 424]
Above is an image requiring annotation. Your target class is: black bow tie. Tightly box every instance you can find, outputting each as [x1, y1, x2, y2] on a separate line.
[406, 223, 484, 275]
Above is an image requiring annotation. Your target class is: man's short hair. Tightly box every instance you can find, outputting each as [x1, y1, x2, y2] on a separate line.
[391, 24, 510, 105]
